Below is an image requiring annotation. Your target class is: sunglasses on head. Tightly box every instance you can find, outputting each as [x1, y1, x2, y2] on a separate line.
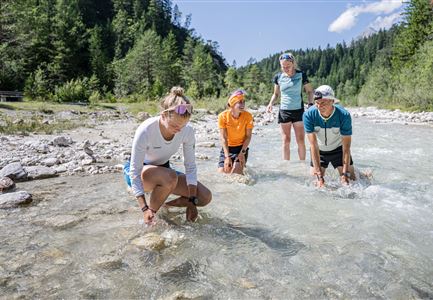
[279, 53, 294, 61]
[230, 89, 247, 98]
[163, 103, 193, 115]
[314, 91, 323, 100]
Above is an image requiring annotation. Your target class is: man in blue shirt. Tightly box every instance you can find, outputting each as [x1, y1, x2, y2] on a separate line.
[303, 85, 356, 187]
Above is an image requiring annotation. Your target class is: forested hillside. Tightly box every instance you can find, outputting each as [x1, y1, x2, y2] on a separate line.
[227, 0, 433, 110]
[0, 0, 227, 102]
[1, 0, 432, 110]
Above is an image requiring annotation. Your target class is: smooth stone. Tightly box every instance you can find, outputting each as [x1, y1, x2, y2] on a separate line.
[196, 142, 215, 148]
[0, 177, 15, 193]
[41, 157, 59, 167]
[94, 255, 123, 269]
[25, 166, 58, 180]
[0, 162, 28, 181]
[238, 278, 257, 289]
[159, 290, 205, 300]
[0, 191, 32, 209]
[51, 136, 73, 147]
[42, 215, 85, 229]
[131, 233, 166, 251]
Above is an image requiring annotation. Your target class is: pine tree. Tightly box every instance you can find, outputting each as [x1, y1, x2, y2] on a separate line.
[392, 0, 433, 68]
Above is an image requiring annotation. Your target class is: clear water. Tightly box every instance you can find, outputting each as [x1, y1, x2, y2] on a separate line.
[1, 117, 433, 299]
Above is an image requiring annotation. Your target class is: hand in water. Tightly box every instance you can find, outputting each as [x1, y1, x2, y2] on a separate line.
[315, 173, 325, 187]
[143, 210, 156, 225]
[223, 157, 232, 173]
[315, 178, 325, 187]
[340, 175, 350, 185]
[186, 204, 198, 222]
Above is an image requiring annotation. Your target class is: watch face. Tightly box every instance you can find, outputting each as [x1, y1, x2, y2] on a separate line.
[190, 197, 198, 205]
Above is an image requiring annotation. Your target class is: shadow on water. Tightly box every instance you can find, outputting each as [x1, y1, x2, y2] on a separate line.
[159, 260, 203, 284]
[159, 210, 305, 258]
[226, 223, 305, 256]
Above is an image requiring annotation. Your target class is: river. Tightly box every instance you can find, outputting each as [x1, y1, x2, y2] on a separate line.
[1, 114, 433, 299]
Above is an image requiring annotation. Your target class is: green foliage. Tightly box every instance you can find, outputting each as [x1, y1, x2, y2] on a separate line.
[392, 0, 433, 68]
[2, 0, 227, 102]
[24, 67, 51, 100]
[113, 29, 161, 98]
[53, 77, 91, 103]
[393, 39, 433, 110]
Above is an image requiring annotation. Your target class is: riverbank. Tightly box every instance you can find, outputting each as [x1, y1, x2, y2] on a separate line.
[2, 104, 433, 299]
[1, 104, 433, 206]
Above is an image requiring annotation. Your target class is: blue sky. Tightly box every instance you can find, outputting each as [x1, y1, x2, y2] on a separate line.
[172, 0, 404, 66]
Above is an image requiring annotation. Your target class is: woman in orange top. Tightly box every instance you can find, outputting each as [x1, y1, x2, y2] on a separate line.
[218, 89, 254, 175]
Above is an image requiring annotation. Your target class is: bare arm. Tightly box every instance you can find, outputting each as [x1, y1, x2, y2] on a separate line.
[219, 128, 232, 172]
[307, 133, 321, 176]
[237, 128, 253, 166]
[304, 83, 314, 106]
[267, 84, 280, 112]
[219, 128, 230, 158]
[341, 135, 352, 174]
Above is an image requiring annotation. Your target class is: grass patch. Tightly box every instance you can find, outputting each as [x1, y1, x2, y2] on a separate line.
[1, 101, 160, 115]
[0, 114, 85, 135]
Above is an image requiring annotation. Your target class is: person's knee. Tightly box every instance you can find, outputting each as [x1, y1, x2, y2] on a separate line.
[200, 188, 212, 206]
[282, 135, 291, 144]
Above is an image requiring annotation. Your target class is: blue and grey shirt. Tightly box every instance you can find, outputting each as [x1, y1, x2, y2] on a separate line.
[303, 105, 352, 152]
[273, 70, 309, 110]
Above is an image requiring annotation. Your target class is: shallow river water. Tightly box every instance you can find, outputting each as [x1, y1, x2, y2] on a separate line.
[1, 116, 433, 299]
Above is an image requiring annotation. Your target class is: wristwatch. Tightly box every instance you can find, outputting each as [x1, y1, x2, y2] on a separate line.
[189, 196, 199, 206]
[241, 149, 247, 154]
[342, 172, 350, 178]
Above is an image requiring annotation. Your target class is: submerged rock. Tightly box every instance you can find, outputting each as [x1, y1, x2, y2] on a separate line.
[0, 191, 32, 208]
[94, 255, 123, 269]
[238, 278, 257, 289]
[159, 290, 205, 300]
[131, 232, 166, 251]
[41, 215, 86, 229]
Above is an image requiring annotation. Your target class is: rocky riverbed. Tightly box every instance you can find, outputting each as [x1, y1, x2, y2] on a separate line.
[1, 104, 433, 299]
[1, 105, 433, 208]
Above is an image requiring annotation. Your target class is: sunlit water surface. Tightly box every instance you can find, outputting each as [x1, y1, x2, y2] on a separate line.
[1, 117, 433, 299]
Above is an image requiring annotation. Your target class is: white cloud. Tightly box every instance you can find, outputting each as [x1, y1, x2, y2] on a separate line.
[329, 0, 403, 33]
[368, 12, 402, 31]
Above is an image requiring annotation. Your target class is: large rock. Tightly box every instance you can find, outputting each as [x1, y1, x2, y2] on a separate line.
[0, 162, 28, 181]
[0, 177, 15, 193]
[24, 166, 58, 180]
[0, 191, 32, 209]
[51, 136, 73, 147]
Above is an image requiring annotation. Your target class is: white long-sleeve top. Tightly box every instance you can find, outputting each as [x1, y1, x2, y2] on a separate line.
[129, 116, 197, 197]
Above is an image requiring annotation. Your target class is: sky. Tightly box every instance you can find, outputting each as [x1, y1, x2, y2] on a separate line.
[172, 0, 404, 66]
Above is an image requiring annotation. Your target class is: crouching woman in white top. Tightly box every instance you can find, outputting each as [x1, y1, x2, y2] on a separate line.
[125, 86, 212, 224]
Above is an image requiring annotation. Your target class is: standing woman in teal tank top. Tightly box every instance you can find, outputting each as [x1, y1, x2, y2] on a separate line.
[266, 53, 314, 162]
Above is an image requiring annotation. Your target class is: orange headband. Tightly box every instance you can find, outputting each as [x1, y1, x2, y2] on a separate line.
[228, 94, 244, 107]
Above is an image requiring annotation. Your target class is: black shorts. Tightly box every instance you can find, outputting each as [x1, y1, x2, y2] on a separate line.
[278, 108, 304, 124]
[310, 146, 354, 169]
[218, 145, 249, 168]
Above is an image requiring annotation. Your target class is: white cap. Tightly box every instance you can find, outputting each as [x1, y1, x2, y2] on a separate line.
[314, 85, 340, 103]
